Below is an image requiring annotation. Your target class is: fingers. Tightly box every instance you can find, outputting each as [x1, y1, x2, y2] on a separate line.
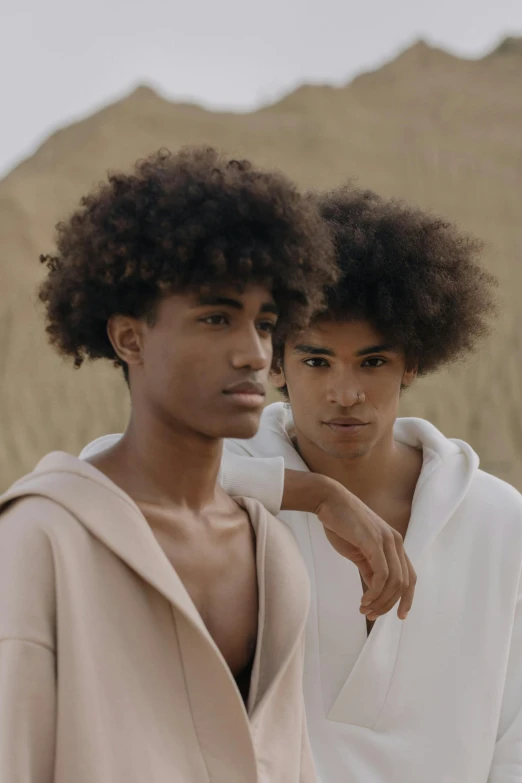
[358, 559, 375, 590]
[362, 530, 403, 619]
[361, 529, 414, 620]
[366, 588, 403, 621]
[359, 534, 389, 606]
[397, 553, 416, 620]
[394, 540, 411, 619]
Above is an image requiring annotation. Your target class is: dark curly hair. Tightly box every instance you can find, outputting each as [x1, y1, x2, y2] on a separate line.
[278, 185, 496, 375]
[39, 147, 338, 371]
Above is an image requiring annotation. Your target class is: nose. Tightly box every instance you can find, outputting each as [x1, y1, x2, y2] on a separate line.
[230, 325, 271, 372]
[326, 368, 361, 408]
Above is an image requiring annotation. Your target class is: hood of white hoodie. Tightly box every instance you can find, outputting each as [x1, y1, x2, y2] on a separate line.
[228, 402, 481, 568]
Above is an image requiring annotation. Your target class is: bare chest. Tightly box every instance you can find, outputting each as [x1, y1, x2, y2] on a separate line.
[146, 507, 259, 684]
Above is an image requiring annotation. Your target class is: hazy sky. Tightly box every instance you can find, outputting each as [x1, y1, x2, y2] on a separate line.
[1, 0, 521, 176]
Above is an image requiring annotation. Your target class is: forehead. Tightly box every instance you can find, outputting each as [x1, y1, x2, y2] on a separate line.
[158, 282, 277, 315]
[290, 319, 390, 350]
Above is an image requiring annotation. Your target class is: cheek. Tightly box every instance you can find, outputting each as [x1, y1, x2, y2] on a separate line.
[369, 378, 403, 413]
[286, 369, 324, 416]
[144, 338, 206, 395]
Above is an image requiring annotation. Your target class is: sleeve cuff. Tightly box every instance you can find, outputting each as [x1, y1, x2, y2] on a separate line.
[219, 452, 285, 516]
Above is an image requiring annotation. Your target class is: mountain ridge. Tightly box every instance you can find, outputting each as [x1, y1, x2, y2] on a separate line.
[1, 36, 521, 489]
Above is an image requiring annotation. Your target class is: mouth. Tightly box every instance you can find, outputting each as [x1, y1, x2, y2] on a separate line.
[222, 381, 266, 410]
[323, 418, 370, 435]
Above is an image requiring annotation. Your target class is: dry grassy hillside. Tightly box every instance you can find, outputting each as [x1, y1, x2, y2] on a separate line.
[1, 38, 521, 489]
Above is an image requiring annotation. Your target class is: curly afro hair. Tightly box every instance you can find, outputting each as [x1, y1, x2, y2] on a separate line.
[300, 185, 497, 375]
[39, 147, 338, 370]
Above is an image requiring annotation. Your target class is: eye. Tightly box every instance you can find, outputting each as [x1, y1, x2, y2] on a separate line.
[362, 357, 387, 368]
[257, 320, 277, 334]
[200, 314, 229, 326]
[303, 358, 330, 368]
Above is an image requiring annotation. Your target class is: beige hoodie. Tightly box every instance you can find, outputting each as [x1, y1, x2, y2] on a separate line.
[0, 452, 316, 783]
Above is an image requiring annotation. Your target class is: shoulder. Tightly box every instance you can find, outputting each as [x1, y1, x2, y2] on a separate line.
[239, 497, 310, 619]
[0, 493, 81, 543]
[0, 494, 82, 580]
[461, 470, 522, 553]
[1, 495, 60, 542]
[470, 470, 522, 517]
[0, 497, 62, 646]
[239, 497, 307, 568]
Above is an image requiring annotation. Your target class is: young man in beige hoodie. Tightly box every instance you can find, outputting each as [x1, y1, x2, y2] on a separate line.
[0, 149, 412, 783]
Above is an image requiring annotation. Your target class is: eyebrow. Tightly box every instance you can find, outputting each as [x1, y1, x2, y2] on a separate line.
[356, 344, 396, 357]
[195, 295, 279, 315]
[293, 344, 336, 357]
[293, 343, 396, 357]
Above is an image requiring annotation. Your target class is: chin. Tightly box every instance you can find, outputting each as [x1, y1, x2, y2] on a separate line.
[320, 441, 371, 461]
[215, 410, 263, 441]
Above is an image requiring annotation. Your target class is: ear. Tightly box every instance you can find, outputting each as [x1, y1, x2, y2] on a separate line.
[107, 315, 145, 369]
[270, 359, 287, 390]
[401, 365, 418, 389]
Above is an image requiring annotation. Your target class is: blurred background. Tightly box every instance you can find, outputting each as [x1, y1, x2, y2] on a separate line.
[1, 0, 522, 489]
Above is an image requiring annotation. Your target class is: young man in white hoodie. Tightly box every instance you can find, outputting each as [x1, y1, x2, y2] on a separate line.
[222, 188, 522, 783]
[84, 183, 522, 783]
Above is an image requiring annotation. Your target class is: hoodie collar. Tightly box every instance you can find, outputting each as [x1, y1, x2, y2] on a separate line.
[254, 404, 480, 567]
[394, 417, 479, 565]
[0, 451, 211, 635]
[0, 451, 309, 721]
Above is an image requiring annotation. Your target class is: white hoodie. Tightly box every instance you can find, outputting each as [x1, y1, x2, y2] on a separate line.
[81, 403, 522, 783]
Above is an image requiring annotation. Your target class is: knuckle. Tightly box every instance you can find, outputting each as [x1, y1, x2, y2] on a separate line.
[372, 529, 385, 544]
[374, 574, 387, 589]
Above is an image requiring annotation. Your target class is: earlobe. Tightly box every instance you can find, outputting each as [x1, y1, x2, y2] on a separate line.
[270, 363, 287, 390]
[402, 366, 418, 388]
[107, 315, 144, 368]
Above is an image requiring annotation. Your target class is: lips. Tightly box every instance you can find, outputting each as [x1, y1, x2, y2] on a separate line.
[223, 381, 266, 396]
[323, 418, 370, 436]
[222, 380, 266, 409]
[327, 417, 367, 426]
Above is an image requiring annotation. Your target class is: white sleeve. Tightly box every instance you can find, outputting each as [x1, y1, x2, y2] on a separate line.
[489, 582, 522, 782]
[220, 444, 285, 517]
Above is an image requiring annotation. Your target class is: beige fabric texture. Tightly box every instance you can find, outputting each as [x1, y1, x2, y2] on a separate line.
[0, 452, 315, 783]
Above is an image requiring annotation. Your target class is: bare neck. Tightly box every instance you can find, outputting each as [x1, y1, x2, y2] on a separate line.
[294, 426, 422, 514]
[89, 407, 223, 512]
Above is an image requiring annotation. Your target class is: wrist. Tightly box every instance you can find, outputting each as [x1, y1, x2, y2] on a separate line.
[307, 473, 345, 515]
[281, 469, 352, 521]
[313, 477, 360, 533]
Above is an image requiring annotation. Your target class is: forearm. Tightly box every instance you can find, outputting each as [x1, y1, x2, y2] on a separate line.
[282, 468, 415, 619]
[282, 469, 363, 534]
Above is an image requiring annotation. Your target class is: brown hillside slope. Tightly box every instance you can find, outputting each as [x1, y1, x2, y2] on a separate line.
[1, 38, 521, 489]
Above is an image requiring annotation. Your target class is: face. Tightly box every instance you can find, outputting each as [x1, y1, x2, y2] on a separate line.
[109, 284, 278, 440]
[273, 319, 417, 462]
